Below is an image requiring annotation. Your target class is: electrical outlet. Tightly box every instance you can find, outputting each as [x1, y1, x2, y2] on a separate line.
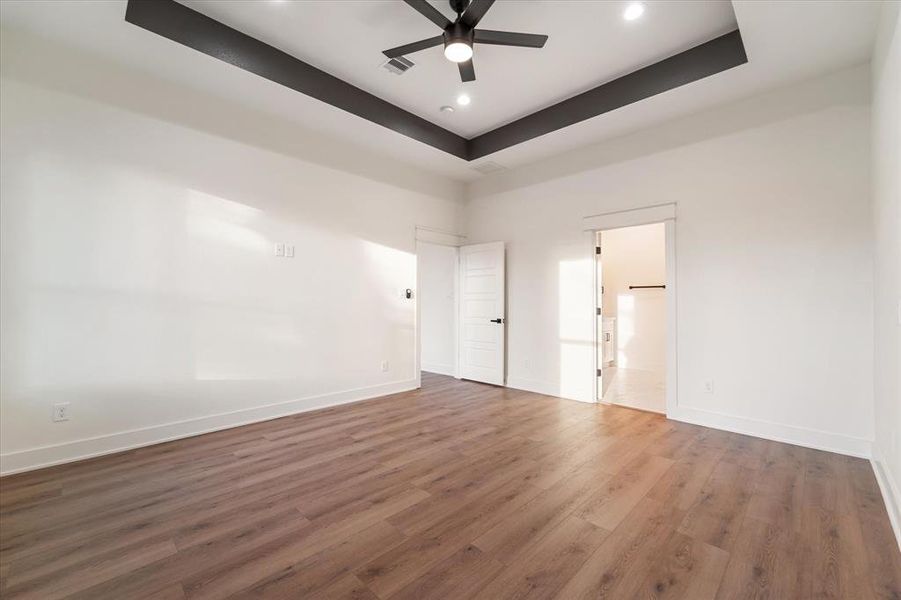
[52, 402, 70, 422]
[274, 243, 285, 257]
[381, 360, 389, 372]
[703, 380, 714, 394]
[285, 244, 295, 258]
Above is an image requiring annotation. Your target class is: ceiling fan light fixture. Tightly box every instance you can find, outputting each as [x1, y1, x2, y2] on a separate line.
[384, 0, 548, 82]
[444, 41, 473, 63]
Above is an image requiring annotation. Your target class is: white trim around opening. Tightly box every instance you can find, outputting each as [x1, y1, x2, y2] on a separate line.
[582, 204, 677, 416]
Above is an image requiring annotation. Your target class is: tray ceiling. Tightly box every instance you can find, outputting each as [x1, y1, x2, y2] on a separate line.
[178, 0, 739, 138]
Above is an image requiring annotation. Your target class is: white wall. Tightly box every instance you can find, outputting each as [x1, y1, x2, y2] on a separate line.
[418, 242, 457, 376]
[0, 26, 886, 482]
[871, 1, 901, 545]
[0, 36, 463, 474]
[600, 223, 666, 371]
[465, 65, 874, 457]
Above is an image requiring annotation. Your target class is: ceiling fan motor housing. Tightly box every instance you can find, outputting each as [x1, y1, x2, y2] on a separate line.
[444, 22, 474, 48]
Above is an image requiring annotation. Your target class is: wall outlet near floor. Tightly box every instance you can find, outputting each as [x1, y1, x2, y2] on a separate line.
[381, 360, 389, 372]
[52, 402, 70, 422]
[702, 380, 714, 394]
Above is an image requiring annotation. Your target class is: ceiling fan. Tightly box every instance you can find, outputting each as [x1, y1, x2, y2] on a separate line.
[382, 0, 549, 83]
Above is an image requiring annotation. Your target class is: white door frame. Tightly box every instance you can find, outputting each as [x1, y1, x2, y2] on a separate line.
[414, 226, 466, 388]
[582, 204, 677, 416]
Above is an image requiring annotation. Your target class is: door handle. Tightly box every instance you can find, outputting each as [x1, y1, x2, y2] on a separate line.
[490, 318, 504, 324]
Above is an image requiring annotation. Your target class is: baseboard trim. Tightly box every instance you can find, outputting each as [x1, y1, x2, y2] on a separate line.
[506, 376, 594, 403]
[421, 363, 456, 377]
[507, 378, 871, 458]
[0, 378, 419, 476]
[507, 378, 872, 458]
[601, 400, 666, 415]
[669, 405, 872, 458]
[871, 452, 901, 551]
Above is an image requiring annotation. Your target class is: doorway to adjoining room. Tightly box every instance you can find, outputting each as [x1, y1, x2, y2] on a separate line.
[596, 222, 666, 413]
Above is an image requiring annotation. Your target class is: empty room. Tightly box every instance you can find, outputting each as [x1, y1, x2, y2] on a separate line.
[0, 0, 899, 598]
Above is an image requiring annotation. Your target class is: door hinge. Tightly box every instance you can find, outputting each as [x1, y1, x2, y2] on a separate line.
[596, 307, 601, 315]
[595, 246, 601, 255]
[596, 368, 602, 376]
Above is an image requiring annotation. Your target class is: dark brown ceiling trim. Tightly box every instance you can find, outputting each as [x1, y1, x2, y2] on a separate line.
[124, 0, 469, 159]
[468, 30, 747, 160]
[124, 1, 746, 163]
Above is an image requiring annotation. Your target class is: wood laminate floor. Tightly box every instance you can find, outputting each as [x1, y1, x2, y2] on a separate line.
[1, 373, 898, 599]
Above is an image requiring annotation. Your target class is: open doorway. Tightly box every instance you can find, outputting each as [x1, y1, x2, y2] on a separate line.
[417, 240, 459, 379]
[596, 222, 667, 413]
[415, 230, 507, 388]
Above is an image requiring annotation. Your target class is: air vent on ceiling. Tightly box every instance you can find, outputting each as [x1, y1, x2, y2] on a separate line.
[381, 56, 415, 75]
[471, 161, 507, 174]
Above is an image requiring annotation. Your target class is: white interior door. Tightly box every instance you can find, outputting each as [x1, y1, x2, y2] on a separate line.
[459, 242, 505, 385]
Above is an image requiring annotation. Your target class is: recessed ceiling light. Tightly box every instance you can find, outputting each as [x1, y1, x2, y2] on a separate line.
[440, 105, 455, 113]
[623, 2, 645, 21]
[456, 94, 471, 107]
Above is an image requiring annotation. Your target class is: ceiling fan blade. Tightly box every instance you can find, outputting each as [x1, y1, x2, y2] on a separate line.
[474, 29, 548, 48]
[460, 0, 495, 28]
[403, 0, 451, 29]
[383, 36, 444, 58]
[458, 59, 475, 82]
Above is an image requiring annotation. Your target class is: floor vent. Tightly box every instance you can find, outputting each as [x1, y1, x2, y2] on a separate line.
[382, 56, 415, 75]
[471, 161, 507, 174]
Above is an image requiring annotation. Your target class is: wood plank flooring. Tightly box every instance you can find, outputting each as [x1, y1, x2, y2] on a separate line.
[1, 373, 898, 599]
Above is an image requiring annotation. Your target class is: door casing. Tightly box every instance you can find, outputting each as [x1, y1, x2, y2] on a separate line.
[583, 204, 677, 415]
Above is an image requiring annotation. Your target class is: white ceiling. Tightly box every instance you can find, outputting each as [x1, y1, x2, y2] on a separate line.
[0, 1, 884, 182]
[178, 0, 738, 138]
